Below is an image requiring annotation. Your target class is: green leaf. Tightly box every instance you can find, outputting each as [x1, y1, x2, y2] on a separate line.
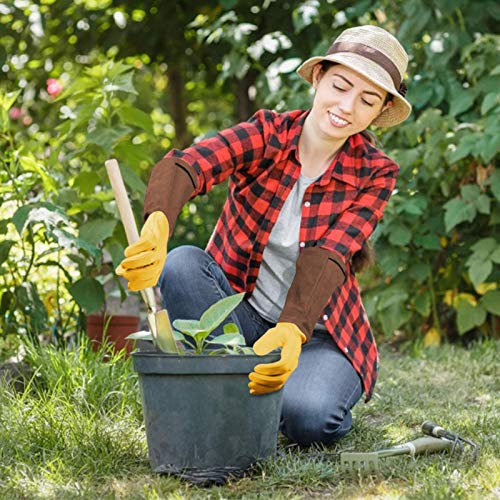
[222, 322, 240, 335]
[449, 87, 477, 117]
[199, 292, 245, 333]
[480, 291, 500, 315]
[456, 298, 487, 334]
[379, 302, 412, 336]
[415, 233, 442, 250]
[470, 237, 497, 256]
[408, 262, 431, 283]
[410, 82, 433, 109]
[377, 285, 408, 310]
[12, 203, 67, 236]
[468, 260, 493, 288]
[443, 198, 476, 232]
[478, 134, 498, 164]
[448, 135, 477, 163]
[0, 90, 21, 111]
[103, 71, 138, 95]
[117, 106, 154, 135]
[388, 223, 412, 246]
[113, 147, 151, 184]
[0, 240, 15, 265]
[172, 319, 202, 336]
[414, 290, 431, 317]
[206, 332, 246, 346]
[461, 184, 481, 201]
[400, 196, 427, 215]
[475, 194, 491, 215]
[490, 246, 500, 264]
[87, 125, 132, 151]
[18, 155, 57, 193]
[79, 219, 117, 246]
[376, 247, 409, 278]
[73, 171, 99, 195]
[69, 277, 105, 313]
[15, 282, 47, 332]
[126, 330, 153, 341]
[481, 92, 500, 114]
[0, 290, 13, 315]
[219, 0, 237, 8]
[487, 170, 500, 201]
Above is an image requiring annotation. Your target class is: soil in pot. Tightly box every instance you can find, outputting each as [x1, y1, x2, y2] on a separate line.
[86, 314, 140, 356]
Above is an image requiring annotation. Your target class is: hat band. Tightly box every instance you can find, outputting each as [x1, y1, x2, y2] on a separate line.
[327, 41, 402, 88]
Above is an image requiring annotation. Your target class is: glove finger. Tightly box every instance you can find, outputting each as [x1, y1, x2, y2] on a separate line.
[120, 251, 162, 271]
[119, 267, 160, 286]
[116, 264, 126, 276]
[248, 371, 287, 385]
[248, 381, 285, 394]
[123, 238, 156, 258]
[252, 359, 289, 376]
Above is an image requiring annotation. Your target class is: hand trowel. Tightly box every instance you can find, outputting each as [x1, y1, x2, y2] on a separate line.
[105, 158, 180, 353]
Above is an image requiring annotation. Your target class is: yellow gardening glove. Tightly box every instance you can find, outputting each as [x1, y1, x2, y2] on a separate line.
[116, 211, 169, 291]
[248, 322, 307, 395]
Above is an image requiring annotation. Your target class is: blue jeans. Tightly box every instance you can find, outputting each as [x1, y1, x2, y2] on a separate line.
[158, 245, 363, 446]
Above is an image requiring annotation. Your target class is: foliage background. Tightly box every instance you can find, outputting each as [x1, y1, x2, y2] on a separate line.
[0, 0, 498, 356]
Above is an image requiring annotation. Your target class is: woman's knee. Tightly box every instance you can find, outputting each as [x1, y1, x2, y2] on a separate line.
[280, 395, 352, 447]
[160, 245, 205, 283]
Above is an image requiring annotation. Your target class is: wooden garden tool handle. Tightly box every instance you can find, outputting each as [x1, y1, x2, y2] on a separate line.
[104, 159, 156, 311]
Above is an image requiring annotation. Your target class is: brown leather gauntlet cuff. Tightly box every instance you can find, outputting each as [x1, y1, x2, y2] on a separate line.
[144, 157, 198, 237]
[279, 247, 346, 342]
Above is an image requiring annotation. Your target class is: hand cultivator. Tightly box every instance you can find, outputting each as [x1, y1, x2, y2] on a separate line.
[341, 420, 479, 474]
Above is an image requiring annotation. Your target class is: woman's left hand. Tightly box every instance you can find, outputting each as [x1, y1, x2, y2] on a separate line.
[248, 322, 306, 394]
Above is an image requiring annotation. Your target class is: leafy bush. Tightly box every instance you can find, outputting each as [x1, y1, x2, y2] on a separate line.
[0, 59, 160, 349]
[1, 0, 498, 353]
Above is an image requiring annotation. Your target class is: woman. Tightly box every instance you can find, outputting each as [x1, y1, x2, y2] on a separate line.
[117, 25, 412, 447]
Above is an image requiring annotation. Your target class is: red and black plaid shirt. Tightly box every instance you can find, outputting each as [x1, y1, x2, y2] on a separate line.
[167, 109, 399, 400]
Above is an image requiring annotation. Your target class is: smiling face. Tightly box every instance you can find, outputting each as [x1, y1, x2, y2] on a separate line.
[309, 63, 393, 142]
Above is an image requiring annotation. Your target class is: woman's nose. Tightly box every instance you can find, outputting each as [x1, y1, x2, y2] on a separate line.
[338, 94, 355, 114]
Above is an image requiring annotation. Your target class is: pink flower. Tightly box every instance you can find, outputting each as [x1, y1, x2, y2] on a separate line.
[9, 107, 23, 120]
[46, 78, 63, 97]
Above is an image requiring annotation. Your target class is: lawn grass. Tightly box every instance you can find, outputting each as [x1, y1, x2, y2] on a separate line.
[0, 337, 498, 499]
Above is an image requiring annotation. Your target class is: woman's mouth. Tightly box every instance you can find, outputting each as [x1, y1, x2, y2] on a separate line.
[328, 111, 350, 128]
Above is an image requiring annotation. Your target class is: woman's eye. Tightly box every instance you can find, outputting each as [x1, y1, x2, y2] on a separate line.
[333, 85, 347, 92]
[362, 99, 374, 107]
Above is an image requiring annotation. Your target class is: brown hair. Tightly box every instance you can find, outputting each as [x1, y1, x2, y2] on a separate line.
[351, 240, 375, 273]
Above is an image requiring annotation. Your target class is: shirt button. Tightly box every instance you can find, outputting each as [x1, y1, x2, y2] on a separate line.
[304, 201, 311, 207]
[322, 314, 328, 321]
[299, 242, 305, 248]
[344, 347, 349, 353]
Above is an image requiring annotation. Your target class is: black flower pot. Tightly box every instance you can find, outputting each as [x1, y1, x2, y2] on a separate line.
[132, 350, 283, 478]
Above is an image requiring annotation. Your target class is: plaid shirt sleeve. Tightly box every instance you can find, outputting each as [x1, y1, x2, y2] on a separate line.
[165, 110, 274, 196]
[318, 160, 399, 264]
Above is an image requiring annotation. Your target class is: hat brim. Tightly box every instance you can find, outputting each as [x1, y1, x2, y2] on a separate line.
[296, 53, 412, 128]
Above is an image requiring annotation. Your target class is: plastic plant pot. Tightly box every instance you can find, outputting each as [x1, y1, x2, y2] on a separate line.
[132, 350, 283, 478]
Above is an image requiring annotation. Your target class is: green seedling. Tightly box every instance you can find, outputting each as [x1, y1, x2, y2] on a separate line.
[127, 292, 254, 355]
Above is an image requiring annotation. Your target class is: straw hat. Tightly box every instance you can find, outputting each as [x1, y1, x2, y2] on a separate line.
[296, 25, 412, 127]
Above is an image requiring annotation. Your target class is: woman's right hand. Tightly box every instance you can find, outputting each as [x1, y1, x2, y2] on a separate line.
[116, 211, 170, 291]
